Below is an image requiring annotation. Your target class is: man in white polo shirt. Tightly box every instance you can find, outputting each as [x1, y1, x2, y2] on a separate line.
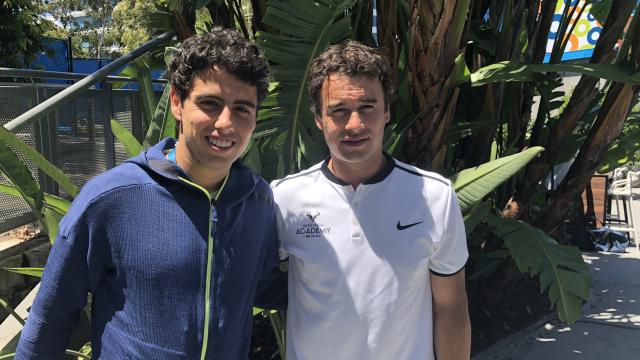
[272, 41, 471, 360]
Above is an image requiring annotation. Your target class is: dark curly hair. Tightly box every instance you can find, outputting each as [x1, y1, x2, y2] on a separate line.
[308, 41, 394, 117]
[167, 27, 270, 103]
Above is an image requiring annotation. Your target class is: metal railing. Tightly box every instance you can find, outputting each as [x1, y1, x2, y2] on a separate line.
[0, 31, 175, 233]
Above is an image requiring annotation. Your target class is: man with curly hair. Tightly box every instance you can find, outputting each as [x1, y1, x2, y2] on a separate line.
[16, 27, 286, 359]
[272, 41, 471, 359]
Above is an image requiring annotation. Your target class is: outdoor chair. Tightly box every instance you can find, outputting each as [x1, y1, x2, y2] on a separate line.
[629, 170, 640, 187]
[606, 174, 639, 251]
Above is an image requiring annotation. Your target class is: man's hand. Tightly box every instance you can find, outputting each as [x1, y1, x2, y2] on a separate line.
[431, 269, 471, 360]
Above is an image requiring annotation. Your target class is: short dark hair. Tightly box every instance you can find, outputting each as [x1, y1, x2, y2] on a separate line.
[167, 27, 270, 103]
[308, 41, 394, 117]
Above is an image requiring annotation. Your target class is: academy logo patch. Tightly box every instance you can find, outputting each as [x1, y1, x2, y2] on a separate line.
[296, 211, 330, 238]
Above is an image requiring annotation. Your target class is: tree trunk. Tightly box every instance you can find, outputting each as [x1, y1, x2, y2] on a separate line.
[534, 7, 640, 234]
[535, 83, 638, 234]
[403, 0, 471, 171]
[503, 1, 635, 218]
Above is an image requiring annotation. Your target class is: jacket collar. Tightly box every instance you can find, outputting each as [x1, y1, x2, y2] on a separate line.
[129, 138, 259, 207]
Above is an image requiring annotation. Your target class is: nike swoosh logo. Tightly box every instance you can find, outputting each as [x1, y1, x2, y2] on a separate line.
[396, 221, 423, 230]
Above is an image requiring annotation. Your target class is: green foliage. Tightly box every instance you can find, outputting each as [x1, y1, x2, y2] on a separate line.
[254, 0, 357, 179]
[2, 267, 44, 278]
[452, 147, 545, 212]
[119, 58, 158, 132]
[0, 125, 79, 197]
[144, 83, 177, 146]
[0, 0, 54, 68]
[598, 112, 640, 172]
[0, 142, 44, 225]
[112, 0, 158, 53]
[463, 61, 640, 87]
[110, 120, 144, 157]
[589, 0, 613, 25]
[488, 214, 590, 324]
[44, 0, 120, 59]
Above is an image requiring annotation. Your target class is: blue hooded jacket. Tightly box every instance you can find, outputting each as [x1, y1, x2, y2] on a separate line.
[15, 138, 287, 359]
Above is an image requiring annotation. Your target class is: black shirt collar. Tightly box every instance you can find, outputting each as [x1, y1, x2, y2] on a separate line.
[320, 153, 395, 186]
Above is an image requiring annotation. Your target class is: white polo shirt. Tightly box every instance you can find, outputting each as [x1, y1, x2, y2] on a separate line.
[271, 156, 468, 360]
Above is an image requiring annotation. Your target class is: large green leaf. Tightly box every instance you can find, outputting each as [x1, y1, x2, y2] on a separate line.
[0, 183, 69, 243]
[0, 125, 79, 197]
[0, 184, 70, 215]
[195, 7, 213, 34]
[111, 119, 144, 157]
[461, 61, 640, 87]
[589, 0, 612, 25]
[451, 147, 544, 212]
[43, 205, 64, 244]
[143, 83, 176, 146]
[0, 141, 43, 216]
[119, 58, 157, 132]
[255, 0, 356, 177]
[597, 123, 640, 173]
[463, 200, 491, 235]
[488, 215, 590, 324]
[2, 267, 44, 278]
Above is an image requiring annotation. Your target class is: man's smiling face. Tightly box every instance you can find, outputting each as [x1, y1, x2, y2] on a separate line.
[170, 65, 257, 175]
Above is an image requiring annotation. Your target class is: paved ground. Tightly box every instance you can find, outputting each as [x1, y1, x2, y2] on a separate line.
[474, 190, 640, 360]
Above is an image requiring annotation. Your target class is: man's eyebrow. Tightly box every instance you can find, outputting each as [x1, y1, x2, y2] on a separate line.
[193, 94, 256, 109]
[233, 99, 257, 109]
[326, 102, 346, 111]
[326, 98, 378, 110]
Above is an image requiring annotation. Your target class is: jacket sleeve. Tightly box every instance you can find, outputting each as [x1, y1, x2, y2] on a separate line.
[253, 204, 288, 311]
[15, 194, 106, 359]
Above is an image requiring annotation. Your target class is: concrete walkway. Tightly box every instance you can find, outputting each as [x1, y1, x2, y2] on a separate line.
[474, 246, 640, 360]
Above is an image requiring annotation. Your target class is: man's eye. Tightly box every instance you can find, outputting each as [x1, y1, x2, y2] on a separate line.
[201, 101, 221, 109]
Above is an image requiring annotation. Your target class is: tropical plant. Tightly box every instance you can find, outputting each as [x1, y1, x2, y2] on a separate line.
[5, 0, 640, 358]
[0, 0, 55, 69]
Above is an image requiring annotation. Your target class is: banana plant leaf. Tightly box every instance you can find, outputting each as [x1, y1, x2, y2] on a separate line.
[143, 83, 176, 146]
[119, 58, 157, 132]
[0, 141, 43, 217]
[597, 125, 640, 173]
[195, 6, 213, 34]
[451, 147, 544, 212]
[461, 61, 640, 87]
[43, 206, 64, 244]
[463, 200, 491, 235]
[2, 267, 44, 278]
[488, 214, 590, 324]
[0, 184, 70, 215]
[111, 120, 144, 158]
[255, 0, 356, 178]
[0, 126, 79, 197]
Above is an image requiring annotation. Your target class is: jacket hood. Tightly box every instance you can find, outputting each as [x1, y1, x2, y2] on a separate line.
[126, 138, 261, 207]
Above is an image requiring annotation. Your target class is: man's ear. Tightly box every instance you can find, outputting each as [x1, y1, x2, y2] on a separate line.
[315, 115, 324, 131]
[384, 107, 391, 125]
[169, 86, 182, 122]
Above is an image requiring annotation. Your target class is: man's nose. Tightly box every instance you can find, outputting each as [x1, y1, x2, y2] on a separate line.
[216, 106, 233, 130]
[345, 111, 363, 131]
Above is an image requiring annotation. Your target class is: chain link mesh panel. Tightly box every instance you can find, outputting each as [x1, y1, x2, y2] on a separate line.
[0, 87, 40, 233]
[1, 83, 143, 232]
